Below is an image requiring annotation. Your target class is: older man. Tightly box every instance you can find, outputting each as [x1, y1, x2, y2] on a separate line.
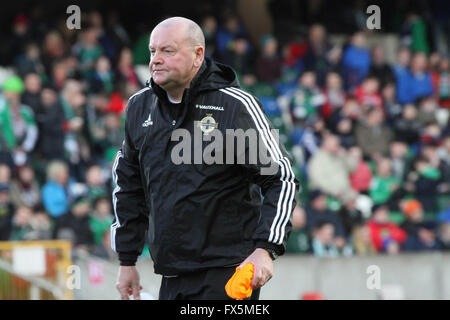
[113, 17, 298, 300]
[307, 134, 357, 199]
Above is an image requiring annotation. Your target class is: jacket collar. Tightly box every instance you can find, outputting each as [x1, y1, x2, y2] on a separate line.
[148, 57, 239, 104]
[149, 60, 207, 105]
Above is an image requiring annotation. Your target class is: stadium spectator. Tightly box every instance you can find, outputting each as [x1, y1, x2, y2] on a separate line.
[341, 31, 371, 90]
[352, 225, 376, 255]
[420, 122, 443, 147]
[353, 76, 383, 113]
[329, 97, 362, 131]
[53, 196, 94, 250]
[221, 35, 255, 85]
[368, 45, 395, 87]
[101, 112, 123, 151]
[87, 11, 118, 61]
[21, 72, 42, 114]
[305, 190, 346, 248]
[348, 146, 373, 193]
[15, 42, 45, 78]
[88, 56, 115, 94]
[291, 115, 325, 161]
[311, 222, 339, 257]
[9, 205, 33, 241]
[0, 163, 12, 184]
[436, 218, 450, 251]
[92, 229, 117, 260]
[64, 54, 83, 81]
[41, 31, 66, 76]
[41, 160, 70, 218]
[85, 164, 107, 201]
[216, 12, 250, 58]
[255, 35, 282, 84]
[85, 92, 111, 161]
[393, 103, 422, 145]
[34, 86, 66, 161]
[6, 14, 32, 66]
[322, 72, 346, 119]
[400, 199, 440, 251]
[9, 163, 40, 208]
[389, 141, 411, 182]
[28, 203, 52, 240]
[408, 52, 434, 103]
[0, 183, 14, 241]
[289, 70, 326, 123]
[89, 195, 113, 246]
[382, 82, 402, 125]
[432, 55, 450, 108]
[422, 143, 449, 197]
[437, 135, 450, 186]
[303, 24, 334, 87]
[0, 75, 38, 166]
[404, 155, 441, 213]
[401, 13, 430, 55]
[286, 204, 310, 254]
[48, 60, 69, 91]
[73, 27, 103, 79]
[334, 116, 356, 149]
[338, 190, 364, 238]
[60, 80, 90, 168]
[115, 47, 142, 93]
[366, 204, 407, 254]
[393, 46, 412, 105]
[307, 134, 357, 198]
[417, 96, 439, 127]
[355, 107, 393, 160]
[104, 10, 131, 57]
[369, 157, 401, 206]
[200, 15, 218, 58]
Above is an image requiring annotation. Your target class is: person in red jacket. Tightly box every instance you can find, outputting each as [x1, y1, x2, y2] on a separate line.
[366, 204, 407, 254]
[353, 76, 383, 114]
[348, 146, 373, 193]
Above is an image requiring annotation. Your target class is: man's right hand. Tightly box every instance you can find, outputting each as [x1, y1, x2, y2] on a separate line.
[116, 266, 142, 300]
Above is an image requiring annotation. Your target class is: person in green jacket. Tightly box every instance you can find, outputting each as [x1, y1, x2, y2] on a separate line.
[369, 157, 401, 205]
[0, 76, 38, 165]
[89, 195, 113, 245]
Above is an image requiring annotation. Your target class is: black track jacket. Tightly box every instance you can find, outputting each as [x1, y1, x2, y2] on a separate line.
[111, 57, 299, 276]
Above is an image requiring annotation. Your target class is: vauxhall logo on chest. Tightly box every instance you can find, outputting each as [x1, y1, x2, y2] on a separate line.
[195, 104, 224, 111]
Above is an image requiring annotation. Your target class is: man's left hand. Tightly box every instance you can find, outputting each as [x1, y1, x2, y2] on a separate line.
[238, 248, 273, 289]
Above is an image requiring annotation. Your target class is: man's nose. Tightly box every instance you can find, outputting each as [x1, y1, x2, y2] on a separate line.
[151, 52, 163, 66]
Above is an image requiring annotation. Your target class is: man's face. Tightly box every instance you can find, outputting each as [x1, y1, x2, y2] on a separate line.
[149, 26, 197, 91]
[317, 224, 334, 244]
[411, 53, 427, 72]
[3, 91, 20, 105]
[397, 49, 410, 66]
[323, 136, 340, 154]
[0, 191, 9, 204]
[312, 195, 327, 211]
[367, 109, 383, 126]
[41, 88, 57, 107]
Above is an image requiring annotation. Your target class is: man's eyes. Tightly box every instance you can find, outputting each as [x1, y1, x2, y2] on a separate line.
[150, 49, 175, 55]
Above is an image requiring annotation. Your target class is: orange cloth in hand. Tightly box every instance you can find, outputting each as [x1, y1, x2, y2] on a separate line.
[225, 263, 254, 300]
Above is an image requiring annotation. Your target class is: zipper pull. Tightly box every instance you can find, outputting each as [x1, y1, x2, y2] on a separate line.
[172, 120, 176, 126]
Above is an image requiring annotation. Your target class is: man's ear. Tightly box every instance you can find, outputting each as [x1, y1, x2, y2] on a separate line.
[193, 46, 205, 68]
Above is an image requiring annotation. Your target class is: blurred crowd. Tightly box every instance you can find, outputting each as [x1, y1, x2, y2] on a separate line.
[0, 4, 449, 261]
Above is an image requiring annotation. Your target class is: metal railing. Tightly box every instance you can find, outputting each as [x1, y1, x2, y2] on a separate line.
[0, 240, 72, 300]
